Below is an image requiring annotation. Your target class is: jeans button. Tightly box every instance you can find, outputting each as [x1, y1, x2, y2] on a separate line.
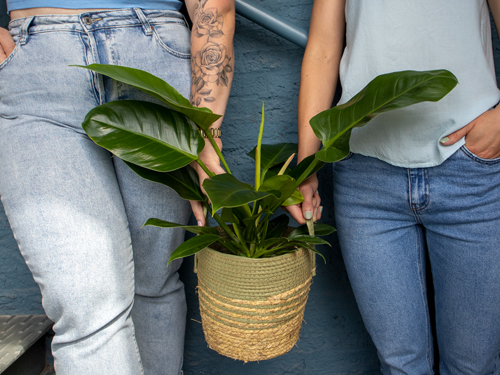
[83, 17, 93, 25]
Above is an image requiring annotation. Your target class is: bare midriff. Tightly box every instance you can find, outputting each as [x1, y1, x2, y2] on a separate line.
[11, 7, 115, 20]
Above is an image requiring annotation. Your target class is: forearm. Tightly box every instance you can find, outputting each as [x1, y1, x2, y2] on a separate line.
[189, 0, 235, 131]
[297, 0, 345, 163]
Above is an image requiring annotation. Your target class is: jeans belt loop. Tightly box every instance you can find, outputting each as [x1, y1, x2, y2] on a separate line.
[19, 16, 35, 45]
[133, 8, 153, 36]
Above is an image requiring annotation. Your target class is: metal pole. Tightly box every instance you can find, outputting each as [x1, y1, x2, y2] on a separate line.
[235, 0, 308, 49]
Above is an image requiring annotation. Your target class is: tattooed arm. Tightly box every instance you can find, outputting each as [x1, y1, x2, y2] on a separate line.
[185, 0, 235, 225]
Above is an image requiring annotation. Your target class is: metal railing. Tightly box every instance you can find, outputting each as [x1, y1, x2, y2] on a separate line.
[235, 0, 308, 49]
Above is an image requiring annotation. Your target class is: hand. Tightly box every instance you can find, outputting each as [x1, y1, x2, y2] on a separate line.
[0, 27, 15, 63]
[440, 106, 500, 159]
[284, 173, 322, 225]
[190, 138, 225, 226]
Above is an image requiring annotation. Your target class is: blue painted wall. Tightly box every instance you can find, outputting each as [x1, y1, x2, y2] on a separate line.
[10, 1, 500, 374]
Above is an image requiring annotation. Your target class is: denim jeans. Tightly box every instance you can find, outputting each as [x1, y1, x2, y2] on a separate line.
[0, 9, 191, 375]
[332, 147, 500, 375]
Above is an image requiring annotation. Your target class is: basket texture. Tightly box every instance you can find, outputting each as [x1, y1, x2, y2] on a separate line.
[195, 247, 315, 362]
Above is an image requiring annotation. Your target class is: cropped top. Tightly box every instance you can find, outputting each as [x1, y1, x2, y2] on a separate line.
[340, 0, 500, 167]
[7, 0, 182, 13]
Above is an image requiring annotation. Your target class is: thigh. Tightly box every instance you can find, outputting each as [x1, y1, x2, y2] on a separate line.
[0, 118, 136, 344]
[423, 146, 500, 375]
[0, 24, 135, 340]
[333, 154, 434, 375]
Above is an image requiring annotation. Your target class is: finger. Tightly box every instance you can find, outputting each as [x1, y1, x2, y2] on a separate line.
[440, 122, 474, 146]
[190, 200, 206, 227]
[0, 28, 15, 61]
[301, 193, 316, 223]
[286, 204, 306, 225]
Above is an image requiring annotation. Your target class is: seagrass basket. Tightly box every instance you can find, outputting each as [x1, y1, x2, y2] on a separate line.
[194, 245, 315, 362]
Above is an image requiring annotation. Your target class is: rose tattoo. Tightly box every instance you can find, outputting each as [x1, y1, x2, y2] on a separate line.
[194, 7, 224, 39]
[191, 0, 233, 106]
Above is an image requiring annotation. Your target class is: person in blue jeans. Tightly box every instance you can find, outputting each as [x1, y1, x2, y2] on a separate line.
[289, 0, 500, 374]
[0, 1, 234, 374]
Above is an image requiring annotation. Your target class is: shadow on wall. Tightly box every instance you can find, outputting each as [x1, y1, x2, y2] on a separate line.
[0, 1, 382, 374]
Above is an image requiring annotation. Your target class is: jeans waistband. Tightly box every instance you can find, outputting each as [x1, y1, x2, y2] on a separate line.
[8, 8, 186, 40]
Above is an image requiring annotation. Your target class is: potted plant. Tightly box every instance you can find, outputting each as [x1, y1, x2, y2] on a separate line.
[78, 64, 457, 361]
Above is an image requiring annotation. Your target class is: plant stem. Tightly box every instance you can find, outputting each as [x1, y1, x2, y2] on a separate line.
[212, 212, 241, 245]
[254, 102, 265, 190]
[203, 128, 232, 174]
[295, 157, 320, 186]
[196, 158, 216, 177]
[231, 223, 250, 256]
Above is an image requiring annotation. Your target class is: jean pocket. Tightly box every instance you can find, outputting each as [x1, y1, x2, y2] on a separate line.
[0, 40, 21, 71]
[151, 21, 191, 59]
[460, 145, 500, 165]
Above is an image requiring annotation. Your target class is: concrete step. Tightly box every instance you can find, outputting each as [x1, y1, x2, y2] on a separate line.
[0, 315, 53, 375]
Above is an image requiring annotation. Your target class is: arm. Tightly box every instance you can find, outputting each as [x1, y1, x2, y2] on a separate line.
[439, 0, 500, 159]
[0, 27, 15, 63]
[287, 0, 345, 224]
[185, 0, 235, 225]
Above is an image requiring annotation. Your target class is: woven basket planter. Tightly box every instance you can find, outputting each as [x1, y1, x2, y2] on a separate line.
[194, 246, 315, 362]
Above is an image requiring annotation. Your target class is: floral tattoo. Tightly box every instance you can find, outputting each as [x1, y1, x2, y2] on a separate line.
[191, 0, 233, 106]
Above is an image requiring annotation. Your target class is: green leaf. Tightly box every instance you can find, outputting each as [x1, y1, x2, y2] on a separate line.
[265, 214, 289, 239]
[202, 173, 279, 213]
[144, 218, 219, 235]
[124, 162, 205, 201]
[258, 175, 297, 209]
[83, 100, 204, 172]
[289, 154, 326, 181]
[311, 70, 458, 163]
[282, 189, 304, 206]
[286, 235, 331, 246]
[76, 64, 221, 129]
[289, 223, 336, 238]
[168, 234, 221, 264]
[247, 143, 298, 171]
[221, 208, 239, 224]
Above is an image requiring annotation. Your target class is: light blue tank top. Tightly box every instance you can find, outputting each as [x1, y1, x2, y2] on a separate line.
[7, 0, 182, 13]
[340, 0, 500, 168]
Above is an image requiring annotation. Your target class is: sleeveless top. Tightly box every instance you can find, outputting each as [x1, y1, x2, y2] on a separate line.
[340, 0, 500, 167]
[7, 0, 182, 13]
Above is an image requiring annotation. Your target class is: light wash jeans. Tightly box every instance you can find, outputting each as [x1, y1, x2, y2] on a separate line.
[0, 9, 191, 375]
[332, 147, 500, 375]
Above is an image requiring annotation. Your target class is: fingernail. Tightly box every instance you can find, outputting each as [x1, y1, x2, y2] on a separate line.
[440, 137, 449, 144]
[197, 220, 203, 227]
[304, 211, 312, 220]
[320, 206, 323, 214]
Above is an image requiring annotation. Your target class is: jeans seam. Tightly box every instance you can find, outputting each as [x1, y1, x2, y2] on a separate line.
[415, 226, 434, 374]
[460, 145, 500, 165]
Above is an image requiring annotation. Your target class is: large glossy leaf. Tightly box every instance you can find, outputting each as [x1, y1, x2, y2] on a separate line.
[203, 173, 279, 213]
[143, 218, 219, 235]
[168, 234, 221, 264]
[77, 64, 221, 129]
[282, 189, 304, 206]
[258, 175, 297, 209]
[124, 162, 205, 201]
[83, 100, 204, 172]
[311, 70, 458, 163]
[247, 143, 298, 171]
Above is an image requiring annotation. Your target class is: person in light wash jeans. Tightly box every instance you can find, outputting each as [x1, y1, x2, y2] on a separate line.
[289, 0, 500, 374]
[0, 0, 234, 374]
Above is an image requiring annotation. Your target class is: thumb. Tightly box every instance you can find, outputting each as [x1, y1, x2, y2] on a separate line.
[190, 200, 206, 227]
[440, 122, 474, 146]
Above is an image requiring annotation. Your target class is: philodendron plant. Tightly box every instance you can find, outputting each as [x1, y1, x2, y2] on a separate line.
[78, 64, 458, 263]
